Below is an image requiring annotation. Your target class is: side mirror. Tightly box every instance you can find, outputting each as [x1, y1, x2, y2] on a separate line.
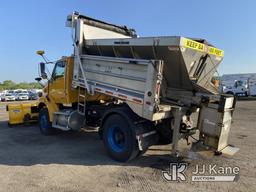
[40, 62, 48, 79]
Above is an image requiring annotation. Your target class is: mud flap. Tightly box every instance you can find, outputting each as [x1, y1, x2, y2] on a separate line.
[136, 130, 158, 151]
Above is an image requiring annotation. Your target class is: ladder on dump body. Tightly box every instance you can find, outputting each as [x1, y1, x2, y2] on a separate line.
[78, 86, 86, 115]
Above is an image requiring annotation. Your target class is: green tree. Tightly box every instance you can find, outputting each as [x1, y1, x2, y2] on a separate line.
[0, 80, 42, 91]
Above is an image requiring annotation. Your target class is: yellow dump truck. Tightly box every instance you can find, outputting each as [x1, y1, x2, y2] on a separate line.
[7, 12, 238, 162]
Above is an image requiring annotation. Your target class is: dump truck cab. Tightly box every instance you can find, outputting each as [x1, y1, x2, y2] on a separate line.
[37, 57, 77, 121]
[38, 56, 109, 119]
[46, 57, 73, 104]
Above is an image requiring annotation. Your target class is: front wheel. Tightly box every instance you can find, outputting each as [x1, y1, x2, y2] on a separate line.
[102, 114, 139, 162]
[39, 107, 54, 135]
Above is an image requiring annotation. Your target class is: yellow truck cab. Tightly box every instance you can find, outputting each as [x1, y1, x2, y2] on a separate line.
[38, 57, 77, 120]
[37, 56, 109, 135]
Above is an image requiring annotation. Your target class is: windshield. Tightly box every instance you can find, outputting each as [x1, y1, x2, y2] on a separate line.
[236, 80, 244, 87]
[52, 61, 65, 79]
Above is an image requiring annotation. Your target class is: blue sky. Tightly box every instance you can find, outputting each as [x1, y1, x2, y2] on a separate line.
[0, 0, 255, 82]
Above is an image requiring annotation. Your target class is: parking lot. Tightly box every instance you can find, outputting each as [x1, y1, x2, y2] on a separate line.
[0, 100, 255, 192]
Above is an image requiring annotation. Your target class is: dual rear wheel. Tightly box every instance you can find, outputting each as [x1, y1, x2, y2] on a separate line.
[102, 114, 140, 162]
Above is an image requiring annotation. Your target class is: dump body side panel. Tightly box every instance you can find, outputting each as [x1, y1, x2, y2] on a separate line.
[72, 55, 164, 120]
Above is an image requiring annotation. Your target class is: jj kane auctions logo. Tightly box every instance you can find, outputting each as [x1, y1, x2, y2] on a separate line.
[162, 163, 240, 182]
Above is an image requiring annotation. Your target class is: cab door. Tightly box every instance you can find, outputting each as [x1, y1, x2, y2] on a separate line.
[49, 60, 66, 103]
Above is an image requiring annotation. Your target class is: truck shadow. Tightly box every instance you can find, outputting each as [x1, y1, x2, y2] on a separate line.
[0, 120, 187, 170]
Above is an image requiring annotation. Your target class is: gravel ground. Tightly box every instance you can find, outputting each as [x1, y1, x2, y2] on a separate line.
[0, 101, 255, 192]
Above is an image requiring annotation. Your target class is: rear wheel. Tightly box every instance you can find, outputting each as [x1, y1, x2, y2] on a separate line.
[39, 107, 54, 135]
[102, 114, 139, 162]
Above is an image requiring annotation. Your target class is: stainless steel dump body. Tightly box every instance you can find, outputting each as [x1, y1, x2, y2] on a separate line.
[67, 14, 224, 95]
[66, 13, 238, 155]
[83, 36, 224, 94]
[68, 13, 225, 120]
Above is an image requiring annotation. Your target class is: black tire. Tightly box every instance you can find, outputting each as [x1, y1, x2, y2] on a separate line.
[39, 107, 54, 135]
[102, 114, 139, 162]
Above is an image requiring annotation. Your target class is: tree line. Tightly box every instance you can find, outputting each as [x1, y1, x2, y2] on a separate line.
[0, 80, 41, 91]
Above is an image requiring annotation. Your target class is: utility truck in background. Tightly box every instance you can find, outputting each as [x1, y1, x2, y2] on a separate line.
[7, 12, 238, 162]
[221, 73, 256, 96]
